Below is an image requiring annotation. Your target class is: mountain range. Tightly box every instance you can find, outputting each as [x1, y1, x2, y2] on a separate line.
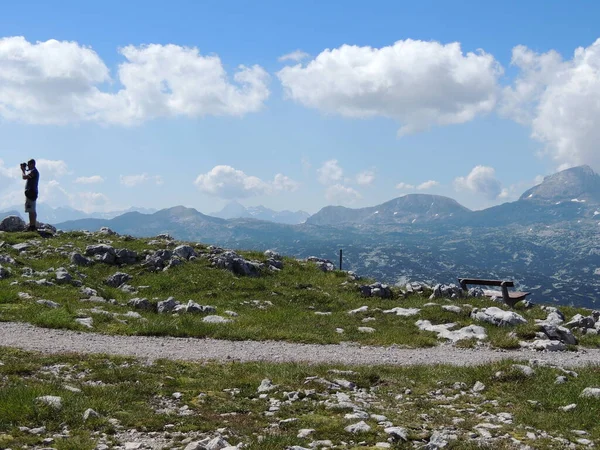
[0, 205, 157, 224]
[6, 165, 599, 309]
[211, 201, 309, 224]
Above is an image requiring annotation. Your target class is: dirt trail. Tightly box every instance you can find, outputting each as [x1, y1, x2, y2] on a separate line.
[1, 321, 599, 367]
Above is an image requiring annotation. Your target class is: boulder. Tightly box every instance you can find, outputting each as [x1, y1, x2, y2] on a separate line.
[157, 297, 179, 313]
[142, 249, 172, 271]
[264, 249, 282, 260]
[468, 287, 485, 297]
[581, 387, 600, 399]
[540, 324, 578, 345]
[0, 254, 16, 265]
[306, 256, 335, 272]
[565, 314, 596, 330]
[85, 244, 116, 264]
[55, 267, 72, 284]
[0, 215, 26, 232]
[173, 245, 196, 260]
[471, 307, 527, 327]
[128, 298, 155, 312]
[210, 251, 263, 277]
[106, 272, 132, 288]
[360, 282, 393, 298]
[0, 265, 10, 279]
[98, 227, 116, 236]
[71, 252, 92, 266]
[430, 283, 463, 299]
[115, 248, 138, 265]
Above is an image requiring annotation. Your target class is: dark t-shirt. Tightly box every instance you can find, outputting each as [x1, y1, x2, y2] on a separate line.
[25, 168, 39, 201]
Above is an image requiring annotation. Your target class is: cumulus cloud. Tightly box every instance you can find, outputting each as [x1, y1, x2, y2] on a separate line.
[395, 182, 415, 190]
[317, 159, 343, 185]
[74, 175, 104, 184]
[356, 170, 375, 186]
[278, 50, 310, 62]
[454, 166, 503, 200]
[501, 40, 600, 169]
[77, 192, 110, 213]
[325, 184, 361, 205]
[120, 173, 163, 187]
[194, 165, 298, 199]
[0, 36, 270, 125]
[272, 173, 300, 192]
[278, 39, 502, 135]
[396, 180, 439, 190]
[36, 159, 69, 177]
[417, 180, 439, 190]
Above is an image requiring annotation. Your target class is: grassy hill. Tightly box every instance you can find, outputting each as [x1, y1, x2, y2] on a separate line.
[0, 228, 599, 350]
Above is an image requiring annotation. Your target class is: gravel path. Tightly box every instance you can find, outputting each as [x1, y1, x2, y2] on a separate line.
[1, 321, 600, 367]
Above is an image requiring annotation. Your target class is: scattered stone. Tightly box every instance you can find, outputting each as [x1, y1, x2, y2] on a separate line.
[297, 428, 315, 438]
[157, 297, 179, 313]
[37, 299, 60, 308]
[348, 306, 369, 315]
[83, 408, 100, 420]
[383, 307, 420, 316]
[128, 298, 155, 311]
[430, 283, 463, 299]
[442, 305, 462, 314]
[210, 250, 263, 277]
[384, 426, 408, 441]
[512, 364, 535, 377]
[36, 395, 62, 409]
[540, 324, 578, 345]
[98, 227, 116, 236]
[174, 245, 197, 260]
[580, 387, 600, 399]
[360, 282, 393, 298]
[257, 379, 278, 393]
[106, 272, 132, 288]
[115, 248, 138, 265]
[472, 381, 486, 392]
[471, 307, 527, 327]
[75, 317, 93, 329]
[306, 256, 335, 272]
[358, 327, 375, 333]
[70, 252, 92, 266]
[0, 264, 10, 279]
[416, 320, 487, 342]
[560, 403, 577, 412]
[344, 421, 371, 433]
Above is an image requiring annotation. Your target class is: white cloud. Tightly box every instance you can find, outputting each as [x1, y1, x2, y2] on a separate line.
[325, 184, 361, 205]
[36, 159, 69, 177]
[74, 175, 104, 184]
[279, 50, 310, 62]
[356, 170, 375, 186]
[272, 173, 300, 192]
[39, 179, 72, 207]
[0, 37, 270, 125]
[454, 166, 502, 200]
[396, 182, 415, 190]
[120, 173, 163, 187]
[278, 39, 502, 135]
[502, 40, 600, 169]
[77, 192, 110, 213]
[317, 159, 343, 185]
[417, 180, 439, 190]
[396, 180, 439, 190]
[194, 165, 298, 199]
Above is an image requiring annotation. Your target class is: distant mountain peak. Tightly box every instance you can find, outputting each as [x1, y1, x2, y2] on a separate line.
[210, 201, 309, 224]
[520, 165, 600, 203]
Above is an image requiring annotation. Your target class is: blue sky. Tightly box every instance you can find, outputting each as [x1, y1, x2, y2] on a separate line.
[1, 0, 599, 215]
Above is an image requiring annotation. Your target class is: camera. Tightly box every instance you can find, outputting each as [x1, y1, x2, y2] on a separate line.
[20, 162, 27, 170]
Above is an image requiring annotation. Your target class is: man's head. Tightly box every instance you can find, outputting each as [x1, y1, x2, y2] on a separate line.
[27, 159, 36, 169]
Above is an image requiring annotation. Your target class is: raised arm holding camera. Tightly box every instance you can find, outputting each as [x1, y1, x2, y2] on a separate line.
[21, 159, 40, 232]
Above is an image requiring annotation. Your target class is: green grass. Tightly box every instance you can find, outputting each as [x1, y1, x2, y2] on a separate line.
[0, 230, 598, 349]
[0, 347, 598, 449]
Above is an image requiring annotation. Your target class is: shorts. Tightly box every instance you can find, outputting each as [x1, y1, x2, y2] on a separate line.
[25, 198, 36, 213]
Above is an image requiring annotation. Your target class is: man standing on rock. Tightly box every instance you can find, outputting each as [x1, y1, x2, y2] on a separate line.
[21, 159, 39, 231]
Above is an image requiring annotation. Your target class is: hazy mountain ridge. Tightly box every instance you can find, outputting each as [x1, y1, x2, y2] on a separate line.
[211, 201, 310, 224]
[46, 165, 600, 308]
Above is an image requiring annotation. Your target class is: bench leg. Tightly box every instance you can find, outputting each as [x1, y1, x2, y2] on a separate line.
[501, 286, 517, 308]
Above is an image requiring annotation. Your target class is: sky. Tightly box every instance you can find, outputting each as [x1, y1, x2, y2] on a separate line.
[1, 0, 600, 215]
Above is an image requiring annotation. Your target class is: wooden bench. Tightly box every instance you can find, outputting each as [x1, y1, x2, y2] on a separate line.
[458, 278, 531, 308]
